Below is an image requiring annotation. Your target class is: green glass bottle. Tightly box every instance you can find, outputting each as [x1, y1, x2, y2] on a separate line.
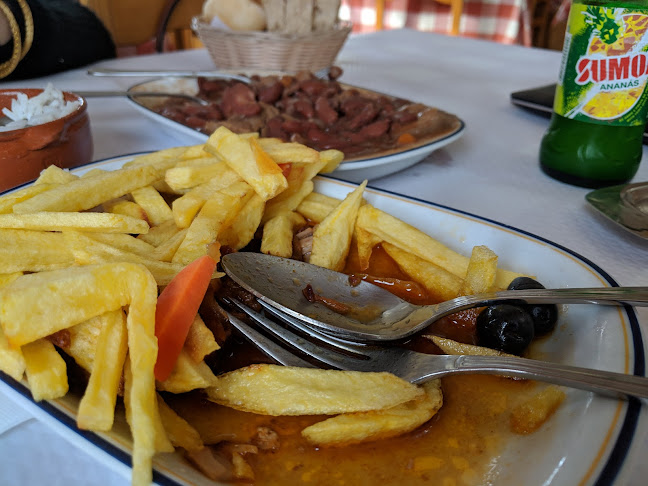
[539, 0, 648, 188]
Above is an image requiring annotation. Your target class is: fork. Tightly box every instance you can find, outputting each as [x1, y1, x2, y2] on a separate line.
[224, 299, 648, 400]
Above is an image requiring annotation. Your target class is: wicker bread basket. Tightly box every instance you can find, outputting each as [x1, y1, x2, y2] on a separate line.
[192, 17, 351, 72]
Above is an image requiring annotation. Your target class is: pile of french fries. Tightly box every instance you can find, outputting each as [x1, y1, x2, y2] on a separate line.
[0, 125, 563, 485]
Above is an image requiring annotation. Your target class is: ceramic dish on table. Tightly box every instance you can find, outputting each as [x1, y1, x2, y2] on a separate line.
[586, 182, 648, 240]
[0, 153, 644, 486]
[122, 76, 465, 182]
[0, 88, 92, 192]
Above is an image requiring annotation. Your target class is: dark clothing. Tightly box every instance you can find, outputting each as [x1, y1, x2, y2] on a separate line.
[0, 0, 115, 80]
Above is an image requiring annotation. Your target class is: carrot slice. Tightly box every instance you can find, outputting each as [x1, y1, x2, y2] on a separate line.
[154, 254, 217, 381]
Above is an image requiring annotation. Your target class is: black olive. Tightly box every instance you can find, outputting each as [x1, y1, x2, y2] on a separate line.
[476, 305, 535, 355]
[508, 277, 544, 291]
[507, 277, 558, 336]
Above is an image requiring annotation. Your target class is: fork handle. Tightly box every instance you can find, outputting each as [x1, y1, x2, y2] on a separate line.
[413, 354, 648, 399]
[462, 286, 648, 308]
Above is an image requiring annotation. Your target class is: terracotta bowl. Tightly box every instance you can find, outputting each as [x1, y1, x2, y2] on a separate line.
[0, 88, 93, 192]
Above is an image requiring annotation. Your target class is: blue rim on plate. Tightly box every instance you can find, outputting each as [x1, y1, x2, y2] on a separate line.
[0, 154, 644, 485]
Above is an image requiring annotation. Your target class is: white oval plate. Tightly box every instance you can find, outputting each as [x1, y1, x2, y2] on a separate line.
[0, 154, 644, 486]
[124, 77, 465, 182]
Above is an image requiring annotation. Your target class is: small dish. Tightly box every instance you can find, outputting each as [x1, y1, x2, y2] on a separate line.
[585, 182, 648, 240]
[0, 88, 93, 192]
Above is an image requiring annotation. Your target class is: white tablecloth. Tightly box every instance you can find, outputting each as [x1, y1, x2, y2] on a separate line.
[0, 28, 646, 485]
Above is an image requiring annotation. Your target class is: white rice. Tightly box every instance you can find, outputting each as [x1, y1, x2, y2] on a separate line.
[0, 83, 81, 132]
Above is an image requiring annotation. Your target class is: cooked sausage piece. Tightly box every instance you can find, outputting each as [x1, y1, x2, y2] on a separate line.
[220, 83, 261, 118]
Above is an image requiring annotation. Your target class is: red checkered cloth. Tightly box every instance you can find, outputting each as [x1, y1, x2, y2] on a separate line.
[340, 0, 532, 45]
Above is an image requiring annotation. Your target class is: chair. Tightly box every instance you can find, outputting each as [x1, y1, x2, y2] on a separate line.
[80, 0, 203, 52]
[435, 0, 463, 35]
[375, 0, 463, 36]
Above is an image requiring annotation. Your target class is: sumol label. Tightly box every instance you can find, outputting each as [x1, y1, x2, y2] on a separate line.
[555, 3, 648, 125]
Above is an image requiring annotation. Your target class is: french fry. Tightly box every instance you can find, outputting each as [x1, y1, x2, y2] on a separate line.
[261, 151, 327, 223]
[256, 140, 321, 165]
[261, 211, 306, 258]
[137, 218, 180, 246]
[183, 314, 220, 363]
[0, 271, 23, 287]
[0, 262, 157, 348]
[319, 149, 345, 173]
[218, 193, 265, 250]
[382, 242, 463, 301]
[148, 228, 188, 262]
[0, 183, 58, 214]
[262, 180, 314, 224]
[0, 212, 149, 234]
[12, 165, 160, 214]
[171, 172, 242, 229]
[180, 144, 212, 160]
[310, 181, 367, 271]
[65, 315, 106, 373]
[156, 350, 218, 393]
[124, 356, 171, 486]
[152, 179, 185, 196]
[205, 126, 288, 201]
[510, 386, 566, 435]
[81, 168, 109, 178]
[121, 262, 166, 486]
[34, 165, 78, 185]
[302, 380, 442, 446]
[175, 155, 224, 169]
[0, 272, 25, 381]
[172, 181, 254, 265]
[103, 199, 149, 223]
[0, 327, 25, 381]
[77, 310, 128, 431]
[157, 394, 204, 452]
[296, 191, 340, 223]
[22, 339, 68, 401]
[131, 185, 173, 226]
[207, 364, 423, 416]
[355, 226, 383, 271]
[425, 335, 515, 357]
[165, 159, 229, 191]
[64, 230, 184, 286]
[122, 146, 186, 170]
[357, 205, 522, 288]
[86, 232, 156, 258]
[0, 229, 74, 274]
[459, 245, 498, 296]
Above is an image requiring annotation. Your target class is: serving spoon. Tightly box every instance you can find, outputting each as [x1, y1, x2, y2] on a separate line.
[87, 68, 251, 83]
[221, 252, 648, 343]
[76, 90, 211, 105]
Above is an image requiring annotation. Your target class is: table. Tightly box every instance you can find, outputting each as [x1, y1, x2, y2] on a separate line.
[0, 28, 647, 485]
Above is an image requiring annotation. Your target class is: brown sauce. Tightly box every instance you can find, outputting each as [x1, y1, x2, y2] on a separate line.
[167, 374, 540, 485]
[172, 244, 558, 484]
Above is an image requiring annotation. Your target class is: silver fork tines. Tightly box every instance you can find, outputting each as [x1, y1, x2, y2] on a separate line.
[225, 299, 648, 399]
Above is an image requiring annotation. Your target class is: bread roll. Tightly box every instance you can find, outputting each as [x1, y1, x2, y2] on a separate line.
[202, 0, 267, 31]
[262, 0, 285, 32]
[313, 0, 341, 30]
[283, 0, 313, 34]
